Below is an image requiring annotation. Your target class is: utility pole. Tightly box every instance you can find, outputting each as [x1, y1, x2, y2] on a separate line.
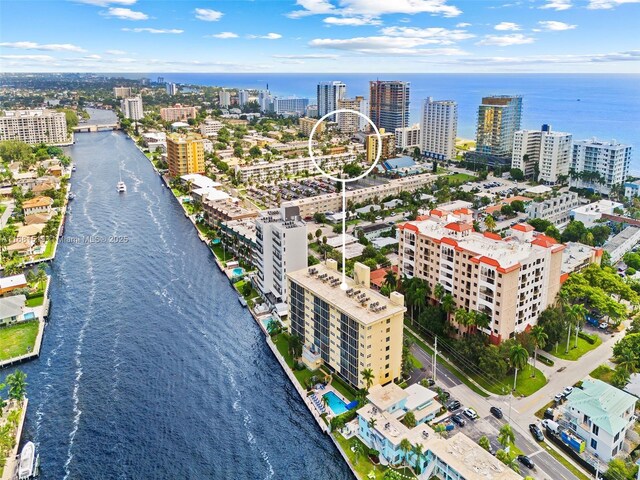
[433, 336, 438, 382]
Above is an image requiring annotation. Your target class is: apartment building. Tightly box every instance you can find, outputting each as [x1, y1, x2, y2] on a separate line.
[369, 81, 410, 133]
[337, 96, 368, 134]
[0, 109, 68, 145]
[288, 261, 406, 389]
[398, 210, 564, 342]
[419, 98, 457, 161]
[283, 173, 437, 218]
[512, 124, 572, 184]
[255, 206, 307, 311]
[299, 117, 324, 137]
[121, 96, 144, 121]
[366, 128, 396, 163]
[570, 199, 623, 228]
[166, 133, 205, 177]
[200, 119, 223, 137]
[166, 83, 178, 96]
[238, 89, 250, 107]
[274, 97, 309, 116]
[203, 198, 258, 226]
[160, 104, 197, 122]
[395, 124, 421, 151]
[563, 379, 637, 462]
[113, 86, 132, 98]
[317, 81, 346, 121]
[234, 152, 357, 182]
[570, 139, 632, 195]
[219, 90, 231, 108]
[526, 191, 580, 227]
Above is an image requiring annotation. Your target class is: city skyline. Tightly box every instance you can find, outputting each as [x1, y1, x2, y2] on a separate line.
[0, 0, 639, 73]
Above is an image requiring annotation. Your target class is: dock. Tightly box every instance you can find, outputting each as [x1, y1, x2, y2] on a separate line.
[0, 399, 29, 480]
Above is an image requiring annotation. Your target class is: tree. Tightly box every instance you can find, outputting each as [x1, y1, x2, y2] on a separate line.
[612, 367, 631, 389]
[530, 325, 548, 376]
[352, 439, 365, 465]
[383, 269, 397, 290]
[403, 411, 417, 428]
[565, 304, 587, 352]
[498, 423, 515, 449]
[500, 204, 514, 217]
[479, 345, 508, 379]
[6, 370, 27, 401]
[509, 344, 529, 391]
[478, 436, 491, 452]
[603, 458, 639, 480]
[434, 283, 445, 302]
[367, 417, 377, 431]
[510, 200, 525, 213]
[288, 335, 302, 360]
[484, 215, 496, 232]
[441, 293, 455, 315]
[399, 438, 412, 467]
[411, 442, 424, 473]
[615, 346, 639, 375]
[509, 168, 524, 181]
[361, 368, 374, 391]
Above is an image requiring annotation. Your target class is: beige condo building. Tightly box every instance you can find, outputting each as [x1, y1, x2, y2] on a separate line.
[288, 261, 406, 389]
[398, 210, 564, 342]
[166, 133, 205, 177]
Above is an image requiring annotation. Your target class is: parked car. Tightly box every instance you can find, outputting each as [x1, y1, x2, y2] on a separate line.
[563, 386, 574, 397]
[440, 390, 451, 401]
[425, 378, 435, 387]
[599, 322, 609, 330]
[529, 423, 544, 441]
[554, 393, 564, 403]
[451, 414, 466, 427]
[447, 400, 461, 411]
[542, 419, 561, 435]
[490, 406, 503, 419]
[518, 455, 535, 469]
[463, 408, 479, 420]
[543, 408, 554, 420]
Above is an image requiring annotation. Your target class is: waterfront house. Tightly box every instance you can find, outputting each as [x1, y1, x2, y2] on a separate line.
[31, 182, 57, 195]
[562, 378, 637, 462]
[22, 196, 53, 216]
[0, 295, 28, 326]
[355, 382, 519, 479]
[0, 274, 27, 296]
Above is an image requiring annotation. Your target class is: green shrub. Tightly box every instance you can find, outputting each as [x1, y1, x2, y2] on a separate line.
[578, 331, 597, 345]
[537, 354, 555, 366]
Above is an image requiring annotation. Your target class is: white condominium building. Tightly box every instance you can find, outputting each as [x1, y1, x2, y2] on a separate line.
[395, 124, 421, 151]
[121, 96, 144, 120]
[398, 210, 564, 342]
[512, 124, 572, 184]
[166, 83, 178, 96]
[238, 90, 250, 107]
[219, 90, 231, 108]
[0, 109, 68, 145]
[526, 191, 580, 227]
[419, 97, 457, 161]
[273, 97, 309, 116]
[337, 96, 368, 134]
[317, 81, 346, 121]
[570, 138, 632, 195]
[200, 119, 224, 137]
[255, 206, 307, 310]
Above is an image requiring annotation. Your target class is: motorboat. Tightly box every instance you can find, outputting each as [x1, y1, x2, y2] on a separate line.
[18, 441, 37, 479]
[117, 181, 127, 193]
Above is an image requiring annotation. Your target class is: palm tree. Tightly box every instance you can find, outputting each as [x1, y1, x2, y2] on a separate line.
[434, 283, 445, 302]
[399, 438, 412, 467]
[441, 293, 455, 316]
[565, 304, 587, 353]
[484, 214, 496, 232]
[509, 344, 529, 391]
[616, 348, 638, 375]
[498, 423, 515, 449]
[288, 335, 302, 360]
[530, 325, 548, 377]
[6, 370, 27, 402]
[411, 443, 424, 473]
[361, 368, 375, 391]
[383, 269, 397, 290]
[572, 304, 587, 349]
[321, 394, 329, 410]
[352, 439, 365, 465]
[367, 417, 377, 431]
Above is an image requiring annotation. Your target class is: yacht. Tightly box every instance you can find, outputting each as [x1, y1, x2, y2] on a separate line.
[117, 181, 127, 193]
[18, 441, 38, 479]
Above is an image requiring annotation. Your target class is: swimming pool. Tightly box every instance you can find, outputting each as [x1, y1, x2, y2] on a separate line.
[232, 267, 244, 276]
[24, 312, 36, 321]
[323, 391, 348, 416]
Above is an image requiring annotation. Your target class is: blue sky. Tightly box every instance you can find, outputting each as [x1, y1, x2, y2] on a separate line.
[0, 0, 639, 73]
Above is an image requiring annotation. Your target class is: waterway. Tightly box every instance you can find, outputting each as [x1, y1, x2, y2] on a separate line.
[10, 108, 349, 479]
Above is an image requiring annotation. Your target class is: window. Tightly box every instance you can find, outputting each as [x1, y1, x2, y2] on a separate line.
[592, 425, 599, 436]
[590, 439, 597, 450]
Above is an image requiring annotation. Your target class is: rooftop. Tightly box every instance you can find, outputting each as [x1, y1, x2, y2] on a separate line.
[22, 196, 53, 208]
[0, 274, 27, 290]
[0, 295, 26, 319]
[368, 383, 408, 410]
[604, 226, 640, 255]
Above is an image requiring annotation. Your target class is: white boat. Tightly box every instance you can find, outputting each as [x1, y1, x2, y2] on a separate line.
[117, 181, 127, 193]
[18, 441, 36, 479]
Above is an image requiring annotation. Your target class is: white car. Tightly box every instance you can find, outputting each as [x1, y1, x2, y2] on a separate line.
[563, 386, 574, 397]
[462, 408, 478, 420]
[599, 322, 608, 330]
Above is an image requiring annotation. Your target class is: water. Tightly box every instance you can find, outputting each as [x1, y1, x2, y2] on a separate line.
[143, 73, 640, 172]
[322, 392, 348, 417]
[11, 108, 349, 479]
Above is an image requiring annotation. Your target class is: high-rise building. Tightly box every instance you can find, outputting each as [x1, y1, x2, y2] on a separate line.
[366, 128, 396, 163]
[0, 109, 68, 145]
[166, 133, 205, 177]
[200, 119, 224, 137]
[570, 139, 632, 195]
[395, 124, 421, 151]
[219, 90, 231, 108]
[306, 104, 318, 118]
[160, 104, 198, 122]
[512, 125, 572, 185]
[472, 95, 522, 167]
[120, 96, 144, 121]
[337, 96, 367, 134]
[419, 97, 457, 161]
[273, 97, 309, 116]
[157, 77, 165, 84]
[255, 206, 307, 310]
[238, 90, 250, 107]
[287, 260, 406, 389]
[258, 90, 273, 112]
[166, 83, 178, 96]
[299, 117, 324, 137]
[317, 81, 346, 121]
[398, 210, 564, 343]
[369, 80, 410, 133]
[113, 86, 132, 98]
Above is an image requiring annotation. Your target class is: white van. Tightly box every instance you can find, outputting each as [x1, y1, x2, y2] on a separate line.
[542, 419, 560, 435]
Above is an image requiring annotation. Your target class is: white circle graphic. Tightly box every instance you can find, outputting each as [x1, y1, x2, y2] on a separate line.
[307, 109, 383, 183]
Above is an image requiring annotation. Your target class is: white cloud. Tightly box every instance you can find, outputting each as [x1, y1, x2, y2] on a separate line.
[380, 26, 475, 44]
[122, 27, 183, 34]
[105, 49, 127, 55]
[587, 0, 640, 9]
[83, 54, 102, 59]
[476, 34, 535, 46]
[206, 32, 239, 39]
[456, 22, 471, 27]
[539, 0, 572, 9]
[289, 0, 462, 18]
[309, 35, 466, 55]
[0, 54, 56, 62]
[194, 8, 223, 21]
[248, 33, 282, 39]
[323, 16, 382, 26]
[538, 20, 576, 30]
[494, 22, 521, 31]
[101, 7, 148, 20]
[272, 54, 339, 59]
[0, 41, 86, 52]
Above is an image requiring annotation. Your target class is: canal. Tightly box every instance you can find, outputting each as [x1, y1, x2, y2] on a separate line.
[13, 109, 349, 479]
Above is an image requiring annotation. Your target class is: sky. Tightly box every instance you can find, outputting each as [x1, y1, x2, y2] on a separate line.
[0, 0, 639, 73]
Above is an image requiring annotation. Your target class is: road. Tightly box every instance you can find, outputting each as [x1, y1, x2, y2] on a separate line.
[0, 202, 14, 228]
[409, 339, 584, 480]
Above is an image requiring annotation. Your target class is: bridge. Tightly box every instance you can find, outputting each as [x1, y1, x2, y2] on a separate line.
[73, 123, 120, 133]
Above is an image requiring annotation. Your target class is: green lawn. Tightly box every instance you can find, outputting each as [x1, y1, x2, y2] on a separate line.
[446, 173, 478, 186]
[471, 364, 547, 397]
[26, 293, 44, 307]
[0, 321, 39, 361]
[589, 364, 615, 385]
[409, 353, 423, 369]
[331, 373, 357, 402]
[35, 240, 55, 259]
[549, 335, 602, 361]
[210, 243, 229, 265]
[273, 333, 323, 386]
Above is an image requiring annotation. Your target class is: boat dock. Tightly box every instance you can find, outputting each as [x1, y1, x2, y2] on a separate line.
[0, 399, 29, 480]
